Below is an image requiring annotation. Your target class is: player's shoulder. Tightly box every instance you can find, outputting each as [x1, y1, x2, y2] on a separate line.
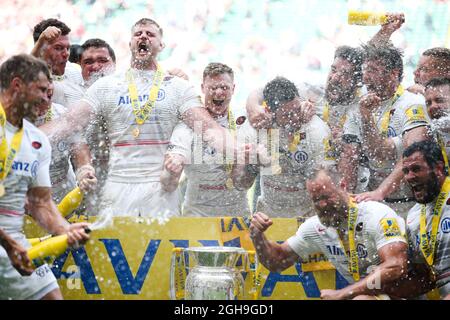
[397, 89, 426, 110]
[358, 200, 398, 221]
[23, 119, 51, 151]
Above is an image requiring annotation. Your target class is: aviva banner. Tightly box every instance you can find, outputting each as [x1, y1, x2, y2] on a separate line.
[24, 216, 349, 300]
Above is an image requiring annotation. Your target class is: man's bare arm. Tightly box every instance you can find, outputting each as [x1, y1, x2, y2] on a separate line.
[27, 187, 90, 247]
[327, 241, 408, 299]
[249, 212, 300, 272]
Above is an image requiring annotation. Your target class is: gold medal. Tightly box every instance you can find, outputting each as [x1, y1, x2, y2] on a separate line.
[0, 184, 5, 198]
[132, 127, 140, 138]
[226, 178, 234, 190]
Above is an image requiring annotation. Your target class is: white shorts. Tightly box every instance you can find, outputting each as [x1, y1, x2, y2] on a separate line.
[99, 180, 182, 220]
[0, 235, 59, 300]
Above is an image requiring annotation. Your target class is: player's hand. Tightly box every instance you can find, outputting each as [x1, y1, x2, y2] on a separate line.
[381, 13, 405, 34]
[360, 93, 381, 116]
[66, 223, 91, 249]
[407, 84, 424, 95]
[38, 26, 62, 44]
[249, 212, 273, 237]
[76, 164, 97, 192]
[248, 105, 273, 130]
[164, 153, 185, 176]
[320, 289, 347, 300]
[4, 238, 34, 275]
[354, 189, 385, 203]
[299, 100, 316, 124]
[167, 68, 189, 81]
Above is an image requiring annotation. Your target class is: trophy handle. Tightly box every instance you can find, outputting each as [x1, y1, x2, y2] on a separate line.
[170, 247, 186, 300]
[246, 250, 261, 300]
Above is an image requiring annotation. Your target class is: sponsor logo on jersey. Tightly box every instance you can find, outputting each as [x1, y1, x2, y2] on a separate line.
[441, 217, 450, 234]
[236, 116, 246, 125]
[380, 218, 402, 239]
[118, 90, 166, 106]
[357, 243, 368, 258]
[387, 126, 397, 138]
[293, 151, 308, 163]
[31, 160, 39, 178]
[406, 105, 426, 122]
[57, 140, 68, 152]
[32, 141, 42, 149]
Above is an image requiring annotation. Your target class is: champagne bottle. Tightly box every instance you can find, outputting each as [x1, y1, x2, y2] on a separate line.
[348, 10, 387, 26]
[27, 234, 69, 268]
[27, 228, 91, 268]
[57, 187, 84, 218]
[27, 235, 52, 246]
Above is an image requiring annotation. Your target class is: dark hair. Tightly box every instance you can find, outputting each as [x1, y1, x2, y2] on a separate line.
[362, 42, 404, 82]
[334, 45, 363, 85]
[263, 77, 299, 113]
[425, 77, 450, 91]
[81, 38, 116, 63]
[203, 62, 234, 80]
[33, 18, 71, 43]
[132, 18, 163, 36]
[423, 47, 450, 61]
[69, 44, 83, 64]
[403, 140, 445, 171]
[0, 54, 51, 90]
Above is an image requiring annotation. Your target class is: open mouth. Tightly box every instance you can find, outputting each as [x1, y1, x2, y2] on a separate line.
[212, 99, 225, 107]
[138, 42, 150, 55]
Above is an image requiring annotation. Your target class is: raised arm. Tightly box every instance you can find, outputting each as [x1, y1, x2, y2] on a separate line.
[39, 100, 95, 143]
[368, 13, 405, 47]
[249, 212, 299, 272]
[246, 88, 273, 129]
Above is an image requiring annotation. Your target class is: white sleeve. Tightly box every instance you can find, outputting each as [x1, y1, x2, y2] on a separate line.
[286, 220, 320, 262]
[366, 205, 407, 250]
[401, 103, 430, 134]
[167, 122, 193, 162]
[81, 78, 106, 115]
[31, 136, 52, 188]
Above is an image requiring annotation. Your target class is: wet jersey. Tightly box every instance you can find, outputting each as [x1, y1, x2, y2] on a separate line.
[168, 113, 250, 216]
[344, 90, 429, 199]
[0, 120, 51, 234]
[287, 200, 406, 283]
[52, 72, 85, 110]
[34, 103, 76, 202]
[82, 69, 202, 183]
[406, 199, 450, 298]
[239, 115, 334, 217]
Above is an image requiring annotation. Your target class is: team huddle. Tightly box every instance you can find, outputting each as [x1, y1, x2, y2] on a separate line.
[0, 13, 449, 300]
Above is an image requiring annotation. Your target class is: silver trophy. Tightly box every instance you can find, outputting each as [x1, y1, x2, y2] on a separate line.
[170, 246, 259, 300]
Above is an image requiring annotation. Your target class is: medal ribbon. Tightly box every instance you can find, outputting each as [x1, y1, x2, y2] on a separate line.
[0, 103, 24, 181]
[338, 197, 360, 282]
[126, 64, 164, 125]
[225, 108, 236, 189]
[379, 85, 404, 137]
[419, 176, 450, 266]
[436, 133, 449, 174]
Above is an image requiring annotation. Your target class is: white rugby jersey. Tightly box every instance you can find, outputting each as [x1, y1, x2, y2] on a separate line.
[344, 90, 429, 199]
[52, 71, 85, 109]
[0, 120, 52, 234]
[239, 115, 334, 217]
[34, 103, 76, 202]
[287, 200, 407, 283]
[82, 69, 202, 183]
[406, 198, 450, 298]
[168, 113, 250, 216]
